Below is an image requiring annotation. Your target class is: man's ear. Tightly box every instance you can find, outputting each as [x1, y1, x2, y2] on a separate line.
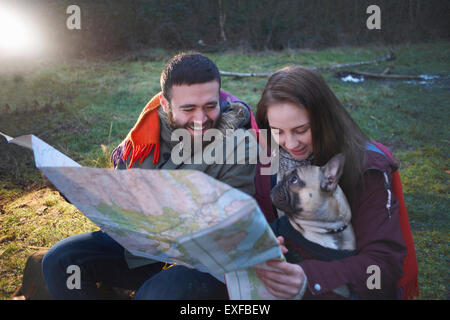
[160, 94, 169, 113]
[320, 153, 345, 192]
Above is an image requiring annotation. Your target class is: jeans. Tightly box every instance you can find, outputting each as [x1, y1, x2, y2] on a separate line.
[42, 231, 228, 300]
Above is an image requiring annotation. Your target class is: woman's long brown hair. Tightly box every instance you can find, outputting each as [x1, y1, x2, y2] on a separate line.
[256, 66, 368, 202]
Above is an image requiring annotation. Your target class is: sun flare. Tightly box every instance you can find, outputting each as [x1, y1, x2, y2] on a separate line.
[0, 5, 43, 57]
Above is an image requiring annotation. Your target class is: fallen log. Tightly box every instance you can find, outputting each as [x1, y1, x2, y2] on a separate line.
[316, 50, 395, 71]
[336, 70, 424, 81]
[220, 50, 395, 78]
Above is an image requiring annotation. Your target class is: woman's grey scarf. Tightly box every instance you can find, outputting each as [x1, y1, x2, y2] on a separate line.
[277, 147, 314, 181]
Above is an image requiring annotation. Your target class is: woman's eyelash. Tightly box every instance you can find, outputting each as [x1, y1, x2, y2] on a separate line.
[296, 127, 309, 134]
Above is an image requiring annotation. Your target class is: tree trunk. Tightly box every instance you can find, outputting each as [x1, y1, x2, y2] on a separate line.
[218, 0, 227, 42]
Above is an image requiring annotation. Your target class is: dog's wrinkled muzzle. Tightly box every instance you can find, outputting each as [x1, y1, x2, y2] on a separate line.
[270, 185, 285, 207]
[270, 183, 295, 215]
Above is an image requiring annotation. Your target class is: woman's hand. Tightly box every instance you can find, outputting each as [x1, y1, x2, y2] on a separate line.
[254, 236, 308, 299]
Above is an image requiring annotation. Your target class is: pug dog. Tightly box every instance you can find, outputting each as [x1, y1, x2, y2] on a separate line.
[270, 153, 356, 298]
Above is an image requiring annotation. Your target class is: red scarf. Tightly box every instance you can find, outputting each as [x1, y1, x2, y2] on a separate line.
[121, 93, 162, 168]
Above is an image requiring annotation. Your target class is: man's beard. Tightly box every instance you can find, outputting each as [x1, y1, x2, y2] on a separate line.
[166, 106, 222, 148]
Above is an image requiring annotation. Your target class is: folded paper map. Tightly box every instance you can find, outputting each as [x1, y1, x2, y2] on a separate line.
[1, 132, 291, 300]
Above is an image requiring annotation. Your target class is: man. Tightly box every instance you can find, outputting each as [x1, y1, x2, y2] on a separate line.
[42, 52, 259, 299]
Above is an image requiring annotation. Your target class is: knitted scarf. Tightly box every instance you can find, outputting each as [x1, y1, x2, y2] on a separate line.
[278, 147, 315, 180]
[121, 92, 161, 168]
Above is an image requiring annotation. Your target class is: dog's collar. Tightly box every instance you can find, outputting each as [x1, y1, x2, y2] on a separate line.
[325, 224, 348, 234]
[291, 219, 349, 235]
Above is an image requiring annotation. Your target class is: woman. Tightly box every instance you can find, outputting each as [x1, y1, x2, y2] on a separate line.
[254, 66, 407, 299]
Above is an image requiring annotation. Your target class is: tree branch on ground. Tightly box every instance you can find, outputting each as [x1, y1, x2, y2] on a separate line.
[336, 70, 424, 81]
[219, 50, 396, 78]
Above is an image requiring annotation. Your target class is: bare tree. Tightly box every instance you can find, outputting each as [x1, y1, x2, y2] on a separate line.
[218, 0, 227, 42]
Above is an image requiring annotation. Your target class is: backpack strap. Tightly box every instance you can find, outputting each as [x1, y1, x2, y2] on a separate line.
[366, 141, 385, 156]
[366, 142, 393, 218]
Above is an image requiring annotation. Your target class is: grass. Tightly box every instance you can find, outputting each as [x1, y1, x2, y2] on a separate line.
[0, 41, 449, 299]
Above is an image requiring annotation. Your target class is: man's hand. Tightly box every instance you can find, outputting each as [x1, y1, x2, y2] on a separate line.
[254, 236, 308, 299]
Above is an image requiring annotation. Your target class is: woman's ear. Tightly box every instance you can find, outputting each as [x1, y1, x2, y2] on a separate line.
[320, 153, 345, 192]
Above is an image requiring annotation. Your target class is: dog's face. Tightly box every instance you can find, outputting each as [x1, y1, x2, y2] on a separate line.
[271, 153, 346, 222]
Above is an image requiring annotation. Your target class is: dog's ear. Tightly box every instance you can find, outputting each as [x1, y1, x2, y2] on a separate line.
[320, 153, 345, 192]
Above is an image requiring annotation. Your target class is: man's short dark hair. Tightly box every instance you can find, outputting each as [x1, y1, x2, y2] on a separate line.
[160, 52, 221, 100]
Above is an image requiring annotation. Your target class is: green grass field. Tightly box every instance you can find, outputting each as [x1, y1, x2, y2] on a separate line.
[0, 42, 449, 299]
